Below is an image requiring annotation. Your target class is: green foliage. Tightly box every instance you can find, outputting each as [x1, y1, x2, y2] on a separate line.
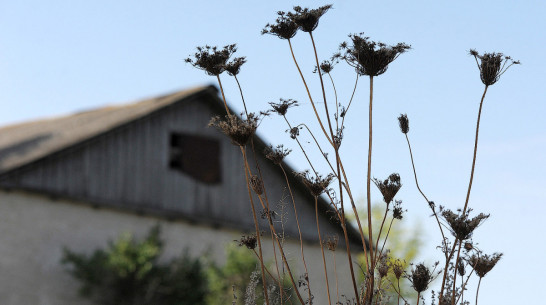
[61, 225, 208, 305]
[349, 204, 423, 303]
[206, 244, 260, 305]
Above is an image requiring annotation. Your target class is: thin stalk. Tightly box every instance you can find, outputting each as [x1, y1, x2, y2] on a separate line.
[332, 251, 339, 305]
[280, 165, 313, 302]
[451, 240, 463, 305]
[340, 73, 359, 131]
[233, 75, 248, 116]
[405, 133, 447, 250]
[216, 75, 231, 115]
[475, 277, 482, 305]
[287, 39, 334, 146]
[241, 148, 270, 305]
[366, 76, 375, 303]
[463, 85, 489, 214]
[315, 196, 333, 305]
[378, 218, 395, 258]
[416, 292, 421, 305]
[439, 242, 459, 300]
[309, 32, 336, 147]
[373, 204, 390, 262]
[326, 73, 339, 133]
[397, 279, 401, 305]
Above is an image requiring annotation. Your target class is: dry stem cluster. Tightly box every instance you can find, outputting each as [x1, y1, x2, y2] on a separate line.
[187, 4, 519, 305]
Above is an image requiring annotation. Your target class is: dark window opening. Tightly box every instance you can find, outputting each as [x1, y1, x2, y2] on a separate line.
[169, 133, 221, 184]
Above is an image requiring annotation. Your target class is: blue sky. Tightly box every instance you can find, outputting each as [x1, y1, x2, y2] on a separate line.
[1, 1, 545, 304]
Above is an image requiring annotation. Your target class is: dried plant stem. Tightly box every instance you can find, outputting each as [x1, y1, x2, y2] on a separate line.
[450, 240, 463, 305]
[397, 279, 401, 305]
[216, 75, 231, 116]
[280, 164, 313, 302]
[309, 32, 336, 146]
[340, 73, 359, 131]
[327, 73, 339, 132]
[404, 134, 447, 249]
[378, 218, 394, 258]
[475, 277, 483, 305]
[287, 39, 334, 146]
[240, 148, 270, 305]
[242, 152, 306, 305]
[314, 196, 333, 305]
[332, 251, 339, 305]
[416, 292, 421, 305]
[373, 205, 390, 262]
[366, 76, 375, 303]
[463, 85, 489, 214]
[439, 242, 459, 300]
[233, 75, 248, 116]
[251, 249, 283, 287]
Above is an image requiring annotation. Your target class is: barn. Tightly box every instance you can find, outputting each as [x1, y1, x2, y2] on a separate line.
[0, 85, 364, 304]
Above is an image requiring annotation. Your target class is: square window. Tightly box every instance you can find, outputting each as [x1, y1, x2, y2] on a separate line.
[169, 133, 221, 184]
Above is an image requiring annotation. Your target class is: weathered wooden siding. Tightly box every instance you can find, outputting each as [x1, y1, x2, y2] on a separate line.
[0, 96, 349, 245]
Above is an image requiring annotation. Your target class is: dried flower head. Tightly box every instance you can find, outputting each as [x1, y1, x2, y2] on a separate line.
[469, 49, 520, 86]
[340, 34, 410, 77]
[186, 44, 237, 76]
[464, 242, 473, 251]
[262, 11, 299, 40]
[288, 5, 333, 33]
[377, 253, 390, 278]
[398, 113, 409, 134]
[250, 175, 264, 195]
[442, 209, 489, 240]
[264, 145, 291, 165]
[209, 113, 259, 147]
[457, 261, 466, 276]
[409, 263, 433, 293]
[392, 199, 404, 220]
[289, 127, 300, 139]
[225, 56, 247, 76]
[469, 253, 503, 278]
[373, 173, 402, 204]
[390, 258, 405, 279]
[313, 59, 336, 75]
[269, 98, 298, 116]
[237, 234, 257, 250]
[296, 170, 334, 197]
[324, 235, 338, 251]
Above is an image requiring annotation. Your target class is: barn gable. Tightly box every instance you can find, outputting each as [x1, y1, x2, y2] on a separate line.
[0, 86, 363, 248]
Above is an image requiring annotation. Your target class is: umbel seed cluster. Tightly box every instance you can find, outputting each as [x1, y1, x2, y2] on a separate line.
[186, 4, 518, 305]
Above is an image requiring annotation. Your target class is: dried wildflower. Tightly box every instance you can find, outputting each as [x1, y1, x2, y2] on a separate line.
[237, 234, 257, 250]
[392, 199, 404, 220]
[464, 242, 473, 251]
[469, 253, 502, 278]
[390, 258, 405, 279]
[409, 263, 433, 293]
[209, 113, 259, 147]
[296, 170, 334, 197]
[250, 175, 264, 195]
[313, 59, 336, 75]
[225, 56, 247, 76]
[269, 98, 298, 116]
[185, 44, 237, 76]
[288, 5, 333, 33]
[264, 145, 291, 165]
[398, 114, 409, 134]
[262, 11, 299, 40]
[373, 173, 402, 204]
[324, 235, 338, 251]
[377, 253, 390, 278]
[340, 33, 410, 77]
[469, 49, 520, 86]
[289, 127, 300, 139]
[260, 209, 276, 220]
[442, 209, 489, 240]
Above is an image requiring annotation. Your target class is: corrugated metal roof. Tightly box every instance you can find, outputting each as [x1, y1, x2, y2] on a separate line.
[0, 86, 208, 173]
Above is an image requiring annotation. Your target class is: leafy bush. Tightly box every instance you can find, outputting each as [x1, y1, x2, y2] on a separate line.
[61, 226, 208, 305]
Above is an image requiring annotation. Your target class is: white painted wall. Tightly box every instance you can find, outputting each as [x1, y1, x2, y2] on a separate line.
[0, 190, 361, 304]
